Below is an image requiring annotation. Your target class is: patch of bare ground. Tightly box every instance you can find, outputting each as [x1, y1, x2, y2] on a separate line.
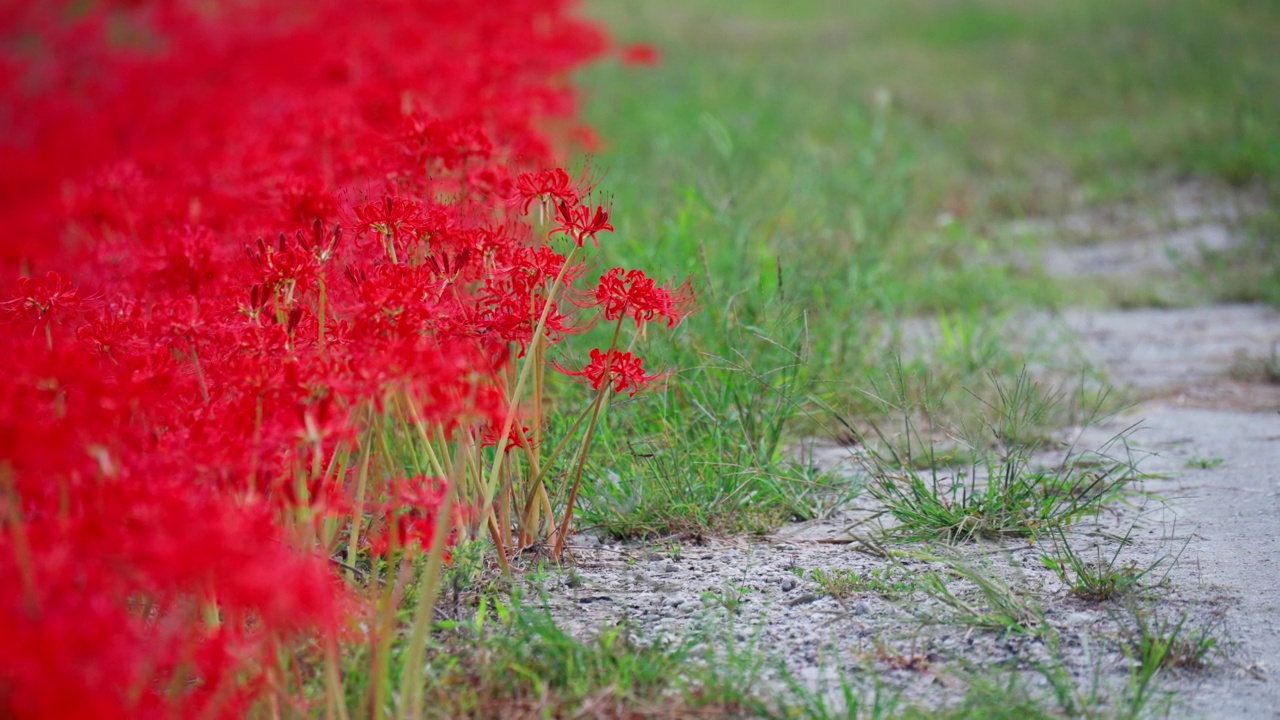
[1060, 304, 1280, 412]
[1012, 180, 1264, 281]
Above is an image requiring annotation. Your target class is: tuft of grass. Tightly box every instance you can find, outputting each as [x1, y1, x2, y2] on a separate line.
[1119, 603, 1221, 676]
[1197, 209, 1280, 307]
[331, 594, 778, 719]
[865, 447, 1136, 543]
[1227, 342, 1280, 384]
[1184, 455, 1225, 470]
[573, 311, 863, 540]
[1040, 528, 1169, 602]
[701, 582, 756, 615]
[914, 551, 1043, 634]
[940, 634, 1175, 720]
[802, 566, 927, 601]
[849, 369, 1136, 542]
[1117, 601, 1223, 714]
[919, 673, 1085, 720]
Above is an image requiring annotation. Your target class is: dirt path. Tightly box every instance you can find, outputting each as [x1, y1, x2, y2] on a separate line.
[1116, 404, 1280, 718]
[1056, 304, 1280, 719]
[1041, 190, 1280, 717]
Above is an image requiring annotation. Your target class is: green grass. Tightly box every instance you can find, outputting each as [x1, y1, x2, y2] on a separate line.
[1040, 528, 1169, 602]
[566, 0, 1278, 483]
[850, 370, 1136, 542]
[587, 0, 1280, 215]
[578, 0, 1280, 360]
[339, 595, 774, 718]
[868, 458, 1131, 542]
[326, 588, 1178, 720]
[1116, 601, 1223, 714]
[802, 566, 928, 601]
[1119, 602, 1221, 675]
[567, 318, 862, 539]
[1184, 455, 1225, 471]
[570, 0, 1073, 431]
[914, 551, 1044, 634]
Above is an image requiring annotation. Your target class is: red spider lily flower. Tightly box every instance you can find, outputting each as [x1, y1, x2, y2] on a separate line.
[367, 476, 453, 557]
[591, 267, 696, 328]
[352, 196, 428, 242]
[558, 347, 666, 396]
[619, 43, 661, 66]
[277, 173, 338, 226]
[2, 271, 83, 333]
[511, 167, 578, 215]
[481, 421, 536, 453]
[150, 225, 220, 296]
[243, 234, 319, 300]
[398, 113, 493, 171]
[552, 199, 613, 247]
[0, 0, 651, 714]
[482, 289, 581, 355]
[504, 245, 584, 297]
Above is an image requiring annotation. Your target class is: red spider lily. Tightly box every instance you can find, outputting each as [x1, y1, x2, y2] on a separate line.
[367, 476, 451, 558]
[558, 347, 667, 396]
[243, 233, 320, 300]
[0, 0, 685, 714]
[276, 174, 339, 226]
[398, 113, 494, 171]
[502, 245, 586, 299]
[0, 478, 342, 720]
[552, 199, 614, 247]
[511, 167, 578, 214]
[353, 196, 429, 242]
[481, 420, 537, 453]
[1, 271, 83, 335]
[591, 267, 697, 328]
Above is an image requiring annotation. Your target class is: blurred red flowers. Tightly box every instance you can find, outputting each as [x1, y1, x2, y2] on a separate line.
[0, 0, 679, 716]
[619, 43, 662, 66]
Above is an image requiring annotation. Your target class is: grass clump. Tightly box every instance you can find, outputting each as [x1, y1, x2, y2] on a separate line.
[853, 371, 1137, 543]
[1120, 603, 1221, 676]
[1040, 528, 1170, 602]
[802, 566, 926, 601]
[915, 552, 1043, 634]
[1184, 455, 1225, 470]
[868, 458, 1132, 543]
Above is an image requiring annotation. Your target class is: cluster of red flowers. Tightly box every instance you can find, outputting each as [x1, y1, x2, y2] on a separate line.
[0, 2, 684, 718]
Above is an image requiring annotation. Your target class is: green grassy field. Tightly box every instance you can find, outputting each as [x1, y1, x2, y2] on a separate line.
[582, 0, 1280, 301]
[585, 0, 1280, 217]
[569, 0, 1279, 444]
